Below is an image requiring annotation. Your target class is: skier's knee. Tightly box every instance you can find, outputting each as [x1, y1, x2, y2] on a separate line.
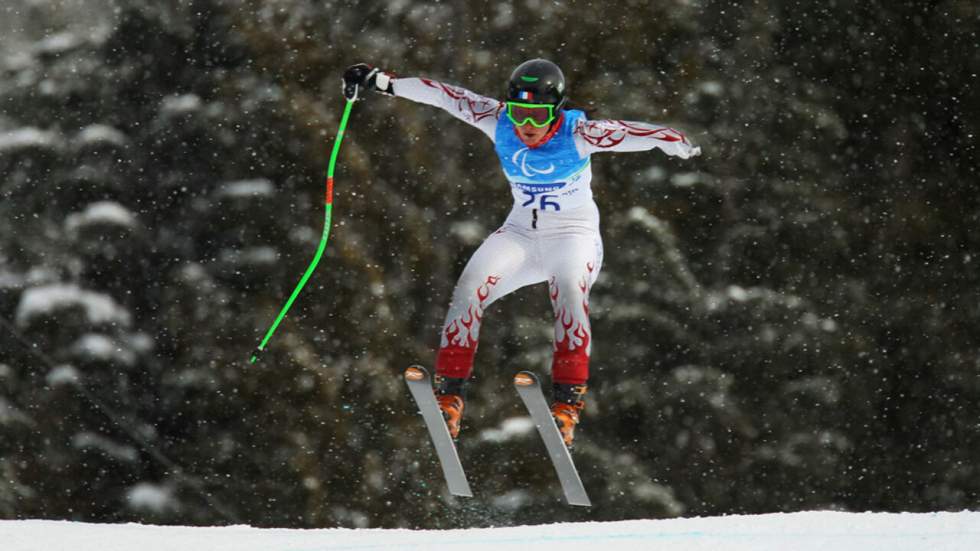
[549, 276, 589, 305]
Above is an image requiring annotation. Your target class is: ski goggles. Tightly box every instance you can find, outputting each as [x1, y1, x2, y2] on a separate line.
[506, 101, 557, 128]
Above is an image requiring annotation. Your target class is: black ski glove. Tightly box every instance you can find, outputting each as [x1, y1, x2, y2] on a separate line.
[342, 63, 394, 101]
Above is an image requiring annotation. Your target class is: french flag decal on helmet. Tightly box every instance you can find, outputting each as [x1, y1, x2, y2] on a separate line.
[518, 90, 534, 101]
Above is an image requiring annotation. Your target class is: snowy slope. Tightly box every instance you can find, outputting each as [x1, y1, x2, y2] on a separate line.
[2, 511, 978, 551]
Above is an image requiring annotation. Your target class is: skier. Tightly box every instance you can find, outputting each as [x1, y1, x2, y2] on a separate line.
[343, 59, 701, 447]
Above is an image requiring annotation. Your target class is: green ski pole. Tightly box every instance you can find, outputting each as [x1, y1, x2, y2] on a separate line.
[250, 98, 356, 363]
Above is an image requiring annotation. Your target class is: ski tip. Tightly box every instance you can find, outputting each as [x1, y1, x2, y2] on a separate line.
[405, 366, 428, 381]
[514, 371, 537, 386]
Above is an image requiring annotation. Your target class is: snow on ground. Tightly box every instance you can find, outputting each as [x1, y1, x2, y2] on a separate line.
[1, 511, 978, 551]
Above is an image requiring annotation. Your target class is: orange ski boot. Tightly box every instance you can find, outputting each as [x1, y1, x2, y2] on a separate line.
[434, 374, 467, 440]
[551, 383, 587, 448]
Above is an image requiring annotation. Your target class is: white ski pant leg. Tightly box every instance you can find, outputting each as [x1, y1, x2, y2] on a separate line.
[434, 226, 543, 379]
[435, 203, 603, 384]
[541, 223, 603, 385]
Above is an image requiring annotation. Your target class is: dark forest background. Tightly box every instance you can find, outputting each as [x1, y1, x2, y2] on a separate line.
[1, 0, 978, 528]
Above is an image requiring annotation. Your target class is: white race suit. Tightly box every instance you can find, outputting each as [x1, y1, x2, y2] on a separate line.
[392, 77, 701, 385]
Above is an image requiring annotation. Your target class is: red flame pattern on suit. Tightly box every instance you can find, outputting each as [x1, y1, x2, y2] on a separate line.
[549, 261, 596, 385]
[436, 275, 500, 378]
[420, 78, 503, 123]
[577, 119, 689, 149]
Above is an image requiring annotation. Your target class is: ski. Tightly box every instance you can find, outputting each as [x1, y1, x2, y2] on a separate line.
[513, 371, 592, 507]
[404, 366, 473, 498]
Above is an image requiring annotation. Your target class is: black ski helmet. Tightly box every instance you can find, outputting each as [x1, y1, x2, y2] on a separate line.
[507, 59, 567, 109]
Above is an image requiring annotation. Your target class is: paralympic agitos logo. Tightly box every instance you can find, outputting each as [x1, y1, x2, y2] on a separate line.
[511, 147, 555, 178]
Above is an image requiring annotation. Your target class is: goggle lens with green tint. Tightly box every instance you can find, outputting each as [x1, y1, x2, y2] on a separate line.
[506, 102, 556, 128]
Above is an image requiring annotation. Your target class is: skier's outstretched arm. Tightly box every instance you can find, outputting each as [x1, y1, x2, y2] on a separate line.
[342, 63, 502, 141]
[392, 78, 503, 140]
[574, 118, 702, 159]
